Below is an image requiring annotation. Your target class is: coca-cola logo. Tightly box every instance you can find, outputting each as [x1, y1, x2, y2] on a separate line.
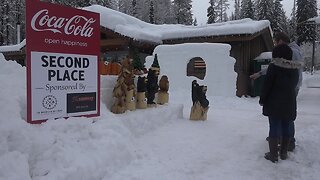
[31, 9, 96, 37]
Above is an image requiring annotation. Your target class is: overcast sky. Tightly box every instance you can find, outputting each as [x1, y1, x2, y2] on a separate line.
[192, 0, 314, 25]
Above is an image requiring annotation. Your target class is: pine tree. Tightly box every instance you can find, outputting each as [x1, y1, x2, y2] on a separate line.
[129, 44, 144, 71]
[234, 0, 241, 20]
[207, 0, 218, 24]
[272, 0, 288, 33]
[91, 0, 117, 9]
[288, 0, 298, 41]
[133, 52, 144, 71]
[240, 0, 254, 19]
[193, 18, 198, 26]
[0, 0, 25, 45]
[173, 0, 193, 25]
[140, 0, 175, 24]
[230, 12, 235, 20]
[216, 0, 230, 22]
[256, 0, 274, 28]
[129, 0, 138, 17]
[157, 0, 176, 24]
[296, 0, 318, 45]
[149, 0, 155, 24]
[119, 0, 131, 15]
[162, 0, 176, 24]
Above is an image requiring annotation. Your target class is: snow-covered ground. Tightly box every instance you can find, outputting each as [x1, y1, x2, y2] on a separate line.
[1, 52, 320, 180]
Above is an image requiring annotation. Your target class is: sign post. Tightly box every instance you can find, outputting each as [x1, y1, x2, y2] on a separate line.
[26, 0, 100, 123]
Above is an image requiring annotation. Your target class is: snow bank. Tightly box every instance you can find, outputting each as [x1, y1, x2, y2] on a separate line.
[0, 39, 26, 52]
[254, 52, 272, 60]
[0, 54, 183, 180]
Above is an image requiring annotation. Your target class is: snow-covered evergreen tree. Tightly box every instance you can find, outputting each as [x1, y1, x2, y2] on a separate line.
[129, 0, 138, 18]
[255, 0, 274, 29]
[154, 0, 176, 24]
[207, 0, 218, 24]
[234, 0, 241, 20]
[119, 0, 131, 15]
[0, 0, 25, 45]
[53, 0, 90, 7]
[240, 0, 254, 19]
[297, 0, 318, 45]
[160, 0, 176, 24]
[90, 0, 117, 9]
[140, 0, 175, 24]
[230, 12, 235, 20]
[193, 18, 198, 26]
[48, 0, 117, 8]
[288, 0, 298, 41]
[138, 0, 150, 22]
[272, 0, 288, 33]
[216, 0, 230, 22]
[173, 0, 193, 25]
[119, 0, 175, 24]
[149, 0, 155, 24]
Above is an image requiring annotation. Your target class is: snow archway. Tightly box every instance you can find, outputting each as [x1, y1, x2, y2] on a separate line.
[145, 43, 237, 97]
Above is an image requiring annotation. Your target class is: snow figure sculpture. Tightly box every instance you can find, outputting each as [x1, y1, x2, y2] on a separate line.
[152, 54, 160, 73]
[111, 57, 136, 113]
[190, 80, 209, 121]
[157, 75, 169, 105]
[146, 69, 159, 107]
[146, 54, 160, 107]
[136, 76, 147, 109]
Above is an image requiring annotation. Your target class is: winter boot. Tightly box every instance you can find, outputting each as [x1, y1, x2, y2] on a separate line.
[288, 138, 296, 152]
[265, 138, 279, 163]
[266, 136, 281, 151]
[280, 138, 291, 160]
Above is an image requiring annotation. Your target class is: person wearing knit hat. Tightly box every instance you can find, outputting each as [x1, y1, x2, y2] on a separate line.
[259, 44, 303, 163]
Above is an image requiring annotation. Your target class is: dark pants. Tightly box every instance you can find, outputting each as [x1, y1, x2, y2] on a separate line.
[268, 117, 294, 138]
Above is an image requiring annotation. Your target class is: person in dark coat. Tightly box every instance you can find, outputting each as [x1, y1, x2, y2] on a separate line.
[259, 44, 302, 163]
[252, 32, 303, 151]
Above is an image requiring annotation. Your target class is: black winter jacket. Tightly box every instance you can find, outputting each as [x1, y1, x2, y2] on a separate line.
[259, 58, 302, 121]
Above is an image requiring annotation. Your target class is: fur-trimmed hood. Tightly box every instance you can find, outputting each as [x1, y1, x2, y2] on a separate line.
[271, 58, 304, 69]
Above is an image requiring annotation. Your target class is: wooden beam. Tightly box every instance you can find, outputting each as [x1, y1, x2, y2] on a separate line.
[163, 27, 271, 44]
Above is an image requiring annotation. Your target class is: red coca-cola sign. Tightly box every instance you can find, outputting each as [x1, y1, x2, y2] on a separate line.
[26, 0, 100, 124]
[31, 9, 95, 37]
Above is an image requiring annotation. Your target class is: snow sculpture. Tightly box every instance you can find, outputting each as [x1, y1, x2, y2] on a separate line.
[190, 80, 209, 120]
[157, 75, 169, 105]
[111, 56, 136, 113]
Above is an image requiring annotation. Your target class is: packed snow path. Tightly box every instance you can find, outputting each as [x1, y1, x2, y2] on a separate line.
[107, 77, 320, 180]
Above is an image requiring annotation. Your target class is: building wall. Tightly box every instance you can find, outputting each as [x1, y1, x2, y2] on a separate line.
[230, 35, 269, 97]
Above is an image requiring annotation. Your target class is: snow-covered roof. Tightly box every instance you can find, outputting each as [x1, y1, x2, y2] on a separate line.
[0, 39, 26, 52]
[83, 5, 271, 44]
[308, 16, 320, 24]
[254, 52, 272, 60]
[0, 5, 271, 52]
